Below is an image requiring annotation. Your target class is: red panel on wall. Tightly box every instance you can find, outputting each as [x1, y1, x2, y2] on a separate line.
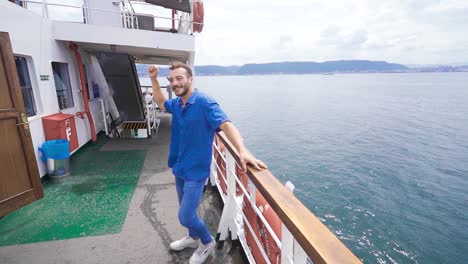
[42, 113, 78, 152]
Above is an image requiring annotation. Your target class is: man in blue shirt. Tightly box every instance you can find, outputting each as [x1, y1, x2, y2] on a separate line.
[149, 62, 266, 264]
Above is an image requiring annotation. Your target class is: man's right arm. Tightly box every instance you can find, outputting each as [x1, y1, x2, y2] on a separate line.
[148, 65, 167, 111]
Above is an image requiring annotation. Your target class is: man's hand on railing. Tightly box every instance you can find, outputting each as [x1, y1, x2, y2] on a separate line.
[239, 148, 268, 171]
[219, 121, 267, 171]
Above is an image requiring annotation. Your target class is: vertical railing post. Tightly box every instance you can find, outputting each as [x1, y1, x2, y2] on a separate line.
[209, 147, 217, 187]
[226, 152, 238, 239]
[281, 226, 294, 264]
[130, 6, 134, 28]
[216, 151, 238, 248]
[42, 0, 49, 18]
[293, 239, 309, 263]
[189, 0, 194, 33]
[119, 1, 125, 28]
[280, 181, 308, 264]
[210, 138, 220, 187]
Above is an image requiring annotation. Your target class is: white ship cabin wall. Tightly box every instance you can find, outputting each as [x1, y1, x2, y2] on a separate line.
[1, 1, 196, 177]
[1, 2, 94, 177]
[86, 0, 122, 28]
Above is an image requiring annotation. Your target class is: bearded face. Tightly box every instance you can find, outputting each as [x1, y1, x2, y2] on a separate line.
[171, 80, 191, 97]
[168, 68, 193, 98]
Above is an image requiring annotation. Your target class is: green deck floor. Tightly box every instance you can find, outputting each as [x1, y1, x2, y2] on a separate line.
[0, 138, 146, 246]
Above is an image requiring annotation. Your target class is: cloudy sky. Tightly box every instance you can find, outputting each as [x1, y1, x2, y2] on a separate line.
[195, 0, 468, 66]
[28, 0, 468, 66]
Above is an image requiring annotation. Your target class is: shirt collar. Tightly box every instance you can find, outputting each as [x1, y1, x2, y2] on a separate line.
[182, 88, 199, 106]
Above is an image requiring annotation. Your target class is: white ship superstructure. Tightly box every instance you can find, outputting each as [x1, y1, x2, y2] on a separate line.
[1, 0, 197, 176]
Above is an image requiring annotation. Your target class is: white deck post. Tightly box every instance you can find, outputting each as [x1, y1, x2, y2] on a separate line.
[281, 181, 297, 264]
[209, 157, 217, 187]
[226, 152, 238, 239]
[294, 239, 310, 264]
[281, 226, 294, 264]
[209, 140, 219, 187]
[216, 151, 237, 247]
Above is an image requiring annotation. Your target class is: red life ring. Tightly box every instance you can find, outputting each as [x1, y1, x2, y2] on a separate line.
[214, 140, 227, 194]
[257, 192, 282, 264]
[193, 0, 204, 33]
[243, 191, 266, 264]
[235, 165, 249, 196]
[243, 189, 283, 264]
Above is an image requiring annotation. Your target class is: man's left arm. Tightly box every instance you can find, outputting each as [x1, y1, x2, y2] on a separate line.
[219, 121, 267, 171]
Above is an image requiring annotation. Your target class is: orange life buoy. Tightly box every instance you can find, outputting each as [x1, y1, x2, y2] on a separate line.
[243, 191, 266, 264]
[257, 192, 282, 264]
[214, 140, 227, 194]
[243, 189, 283, 264]
[193, 0, 204, 33]
[235, 165, 249, 196]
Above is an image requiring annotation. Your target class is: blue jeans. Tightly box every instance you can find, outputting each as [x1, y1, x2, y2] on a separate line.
[175, 177, 211, 244]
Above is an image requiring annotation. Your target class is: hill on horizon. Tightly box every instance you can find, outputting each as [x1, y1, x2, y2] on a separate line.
[136, 60, 409, 77]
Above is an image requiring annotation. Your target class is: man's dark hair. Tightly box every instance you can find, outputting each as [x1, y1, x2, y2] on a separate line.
[169, 61, 193, 77]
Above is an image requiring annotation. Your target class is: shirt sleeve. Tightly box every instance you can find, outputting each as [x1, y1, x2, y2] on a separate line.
[164, 99, 175, 113]
[204, 97, 229, 131]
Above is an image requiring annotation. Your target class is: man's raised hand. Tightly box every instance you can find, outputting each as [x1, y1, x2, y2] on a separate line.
[148, 65, 159, 80]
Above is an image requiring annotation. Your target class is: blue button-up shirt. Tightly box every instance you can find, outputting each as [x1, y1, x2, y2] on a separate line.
[164, 89, 229, 180]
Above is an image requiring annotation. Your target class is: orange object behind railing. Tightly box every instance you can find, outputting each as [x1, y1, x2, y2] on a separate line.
[193, 0, 204, 33]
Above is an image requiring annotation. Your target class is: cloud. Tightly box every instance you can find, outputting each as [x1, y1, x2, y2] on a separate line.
[272, 35, 294, 49]
[195, 0, 468, 65]
[37, 0, 468, 65]
[319, 26, 368, 49]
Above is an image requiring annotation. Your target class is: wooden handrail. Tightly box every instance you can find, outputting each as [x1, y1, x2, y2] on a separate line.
[216, 132, 362, 264]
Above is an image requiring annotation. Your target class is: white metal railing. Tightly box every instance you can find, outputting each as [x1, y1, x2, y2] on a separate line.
[121, 0, 138, 29]
[140, 85, 173, 99]
[141, 87, 161, 136]
[18, 0, 201, 34]
[211, 133, 362, 264]
[211, 137, 304, 264]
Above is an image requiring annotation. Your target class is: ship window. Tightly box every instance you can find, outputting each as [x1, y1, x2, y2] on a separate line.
[14, 56, 37, 116]
[52, 62, 74, 109]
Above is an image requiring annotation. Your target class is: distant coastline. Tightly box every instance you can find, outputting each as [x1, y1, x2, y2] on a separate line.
[136, 60, 468, 77]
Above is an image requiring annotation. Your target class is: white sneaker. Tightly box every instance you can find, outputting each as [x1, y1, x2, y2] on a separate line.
[170, 235, 199, 251]
[189, 236, 215, 264]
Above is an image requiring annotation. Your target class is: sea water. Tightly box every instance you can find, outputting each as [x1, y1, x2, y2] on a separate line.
[141, 72, 468, 263]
